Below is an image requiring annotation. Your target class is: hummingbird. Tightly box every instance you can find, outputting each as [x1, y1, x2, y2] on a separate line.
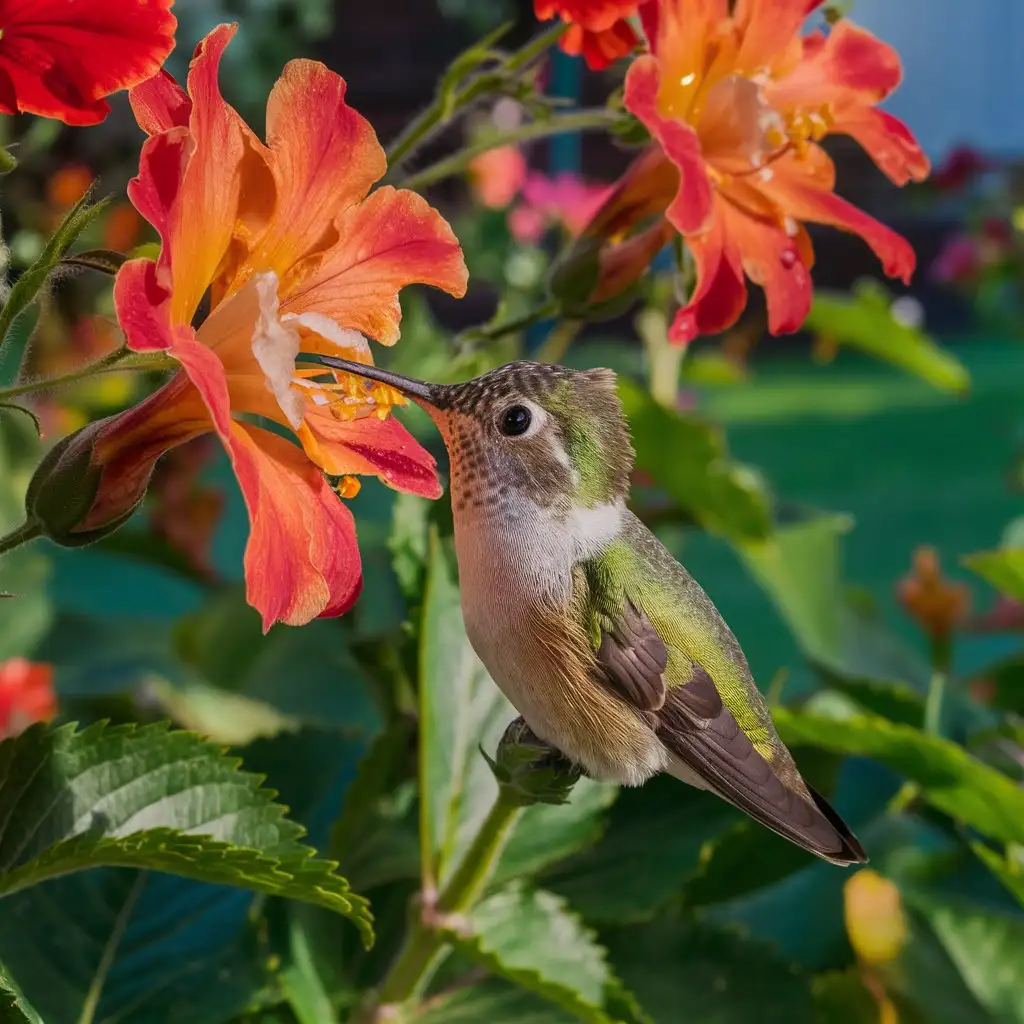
[308, 355, 866, 866]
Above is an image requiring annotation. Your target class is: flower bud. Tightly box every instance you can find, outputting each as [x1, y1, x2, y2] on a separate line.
[896, 545, 971, 642]
[844, 870, 908, 965]
[485, 716, 582, 806]
[24, 417, 149, 547]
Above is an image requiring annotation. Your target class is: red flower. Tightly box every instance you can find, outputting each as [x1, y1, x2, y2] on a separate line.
[585, 0, 929, 343]
[931, 145, 994, 192]
[0, 0, 176, 126]
[0, 659, 56, 739]
[534, 0, 642, 70]
[70, 25, 467, 630]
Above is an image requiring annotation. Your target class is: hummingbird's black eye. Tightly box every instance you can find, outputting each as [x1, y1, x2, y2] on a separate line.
[499, 404, 532, 437]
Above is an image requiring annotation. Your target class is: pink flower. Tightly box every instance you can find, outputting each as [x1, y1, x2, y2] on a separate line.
[931, 235, 980, 284]
[509, 172, 612, 242]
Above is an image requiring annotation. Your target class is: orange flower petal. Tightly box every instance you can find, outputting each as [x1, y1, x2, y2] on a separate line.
[625, 56, 713, 236]
[836, 106, 930, 187]
[0, 0, 176, 126]
[169, 24, 246, 324]
[562, 20, 640, 70]
[169, 335, 362, 629]
[721, 201, 812, 334]
[0, 659, 56, 738]
[299, 409, 441, 498]
[583, 145, 679, 241]
[247, 60, 386, 279]
[670, 210, 748, 343]
[765, 153, 915, 283]
[130, 68, 191, 134]
[732, 0, 822, 74]
[230, 423, 363, 630]
[535, 0, 639, 34]
[282, 186, 468, 344]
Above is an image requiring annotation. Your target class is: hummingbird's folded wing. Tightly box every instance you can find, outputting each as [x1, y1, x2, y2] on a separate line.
[655, 668, 866, 865]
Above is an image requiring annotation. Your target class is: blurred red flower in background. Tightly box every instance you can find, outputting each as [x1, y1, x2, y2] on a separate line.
[0, 659, 56, 740]
[71, 24, 466, 630]
[0, 0, 177, 125]
[534, 0, 642, 70]
[583, 0, 929, 343]
[468, 146, 527, 208]
[931, 145, 994, 192]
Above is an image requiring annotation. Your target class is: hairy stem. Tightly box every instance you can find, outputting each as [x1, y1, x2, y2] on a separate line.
[384, 23, 566, 175]
[396, 109, 619, 193]
[364, 788, 524, 1020]
[0, 520, 42, 558]
[0, 349, 174, 403]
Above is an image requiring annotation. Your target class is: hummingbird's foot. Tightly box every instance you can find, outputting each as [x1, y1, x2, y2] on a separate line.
[485, 716, 587, 805]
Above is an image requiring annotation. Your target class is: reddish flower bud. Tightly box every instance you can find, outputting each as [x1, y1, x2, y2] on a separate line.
[896, 546, 972, 642]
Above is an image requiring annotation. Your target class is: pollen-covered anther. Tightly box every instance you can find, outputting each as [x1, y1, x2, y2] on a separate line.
[334, 475, 361, 499]
[292, 368, 404, 422]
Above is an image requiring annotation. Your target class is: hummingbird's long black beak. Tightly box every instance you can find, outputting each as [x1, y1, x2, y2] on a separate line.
[297, 352, 437, 405]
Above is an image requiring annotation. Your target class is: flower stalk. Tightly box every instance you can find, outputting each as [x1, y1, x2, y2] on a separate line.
[0, 520, 42, 558]
[397, 109, 619, 193]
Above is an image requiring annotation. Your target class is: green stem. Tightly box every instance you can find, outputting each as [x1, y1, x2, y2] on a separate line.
[0, 520, 41, 558]
[384, 24, 566, 174]
[396, 109, 618, 193]
[923, 636, 951, 737]
[534, 318, 581, 364]
[366, 788, 524, 1019]
[0, 349, 174, 403]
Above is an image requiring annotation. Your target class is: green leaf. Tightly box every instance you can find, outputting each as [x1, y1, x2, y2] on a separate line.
[0, 188, 110, 351]
[0, 868, 274, 1024]
[738, 512, 852, 669]
[415, 978, 578, 1023]
[774, 708, 1024, 844]
[804, 282, 970, 393]
[619, 378, 772, 541]
[972, 843, 1024, 910]
[811, 971, 878, 1024]
[280, 909, 339, 1024]
[604, 917, 816, 1023]
[544, 777, 736, 923]
[0, 963, 41, 1024]
[963, 547, 1024, 602]
[906, 892, 1024, 1023]
[682, 817, 815, 909]
[418, 535, 517, 887]
[447, 883, 617, 1024]
[0, 721, 373, 945]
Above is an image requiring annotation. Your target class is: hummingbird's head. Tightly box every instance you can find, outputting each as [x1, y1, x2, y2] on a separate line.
[300, 356, 634, 516]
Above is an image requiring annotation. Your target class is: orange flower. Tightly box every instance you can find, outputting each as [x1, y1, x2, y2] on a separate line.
[46, 165, 93, 210]
[0, 0, 176, 126]
[0, 659, 56, 739]
[605, 0, 928, 343]
[103, 202, 144, 252]
[80, 25, 467, 629]
[468, 146, 527, 208]
[534, 0, 643, 70]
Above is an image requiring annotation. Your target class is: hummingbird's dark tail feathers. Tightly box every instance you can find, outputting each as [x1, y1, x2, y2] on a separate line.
[657, 674, 868, 866]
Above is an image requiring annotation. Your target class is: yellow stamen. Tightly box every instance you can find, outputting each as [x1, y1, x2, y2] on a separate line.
[335, 475, 361, 499]
[290, 366, 404, 422]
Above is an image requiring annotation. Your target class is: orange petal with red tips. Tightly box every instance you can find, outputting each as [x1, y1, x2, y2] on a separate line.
[722, 204, 813, 334]
[169, 25, 246, 325]
[837, 106, 930, 187]
[299, 408, 441, 499]
[0, 0, 176, 126]
[765, 163, 916, 283]
[130, 69, 191, 134]
[561, 20, 640, 70]
[167, 335, 362, 629]
[769, 20, 903, 112]
[250, 60, 387, 278]
[670, 211, 749, 343]
[283, 186, 468, 344]
[230, 423, 363, 630]
[624, 56, 713, 235]
[732, 0, 822, 74]
[535, 0, 639, 33]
